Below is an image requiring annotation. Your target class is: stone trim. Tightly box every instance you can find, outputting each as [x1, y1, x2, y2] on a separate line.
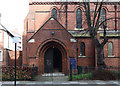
[78, 55, 87, 58]
[29, 2, 120, 5]
[28, 57, 36, 59]
[105, 57, 120, 58]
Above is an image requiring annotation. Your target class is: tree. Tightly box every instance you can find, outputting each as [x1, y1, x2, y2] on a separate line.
[58, 0, 119, 70]
[82, 0, 116, 70]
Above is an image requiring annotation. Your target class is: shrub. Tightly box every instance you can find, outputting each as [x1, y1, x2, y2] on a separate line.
[112, 71, 120, 80]
[2, 66, 37, 81]
[92, 70, 117, 80]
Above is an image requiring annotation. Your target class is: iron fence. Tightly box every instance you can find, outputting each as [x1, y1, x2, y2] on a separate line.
[1, 66, 120, 81]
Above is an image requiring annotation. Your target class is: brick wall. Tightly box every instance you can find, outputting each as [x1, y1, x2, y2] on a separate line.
[27, 2, 120, 31]
[8, 51, 22, 66]
[22, 2, 120, 74]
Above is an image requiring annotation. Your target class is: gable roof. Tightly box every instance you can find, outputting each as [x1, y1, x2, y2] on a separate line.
[0, 23, 14, 37]
[28, 17, 73, 41]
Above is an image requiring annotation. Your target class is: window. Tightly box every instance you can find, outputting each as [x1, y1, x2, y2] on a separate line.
[101, 9, 106, 28]
[108, 42, 113, 56]
[0, 32, 2, 42]
[80, 42, 85, 56]
[0, 50, 3, 61]
[26, 21, 28, 32]
[51, 8, 57, 19]
[76, 8, 82, 28]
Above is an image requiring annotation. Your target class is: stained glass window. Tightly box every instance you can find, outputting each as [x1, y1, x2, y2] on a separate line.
[76, 9, 82, 28]
[101, 9, 106, 28]
[108, 42, 113, 56]
[80, 42, 85, 56]
[51, 8, 57, 19]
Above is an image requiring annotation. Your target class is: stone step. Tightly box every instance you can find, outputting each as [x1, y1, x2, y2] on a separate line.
[42, 73, 65, 77]
[34, 73, 68, 81]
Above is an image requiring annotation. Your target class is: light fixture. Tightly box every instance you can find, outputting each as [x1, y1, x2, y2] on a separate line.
[51, 31, 55, 36]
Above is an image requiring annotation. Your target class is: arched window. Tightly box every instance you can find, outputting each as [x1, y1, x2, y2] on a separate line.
[51, 8, 57, 19]
[101, 9, 106, 28]
[80, 42, 85, 56]
[108, 42, 113, 56]
[76, 9, 82, 28]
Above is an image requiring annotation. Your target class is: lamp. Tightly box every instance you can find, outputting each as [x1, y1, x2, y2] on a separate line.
[51, 31, 55, 36]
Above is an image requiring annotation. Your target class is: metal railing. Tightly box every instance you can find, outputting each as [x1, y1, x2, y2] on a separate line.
[1, 65, 120, 81]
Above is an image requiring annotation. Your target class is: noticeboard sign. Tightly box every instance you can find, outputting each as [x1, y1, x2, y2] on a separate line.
[12, 37, 19, 43]
[69, 57, 76, 70]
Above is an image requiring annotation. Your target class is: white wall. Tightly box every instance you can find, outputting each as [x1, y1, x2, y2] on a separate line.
[0, 32, 2, 42]
[4, 32, 14, 50]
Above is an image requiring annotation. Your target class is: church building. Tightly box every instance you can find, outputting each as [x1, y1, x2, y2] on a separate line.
[23, 0, 120, 75]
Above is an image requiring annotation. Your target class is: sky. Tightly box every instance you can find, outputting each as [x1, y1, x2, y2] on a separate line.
[0, 0, 119, 35]
[0, 0, 29, 35]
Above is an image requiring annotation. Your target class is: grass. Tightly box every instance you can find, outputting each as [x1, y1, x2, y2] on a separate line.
[68, 73, 92, 80]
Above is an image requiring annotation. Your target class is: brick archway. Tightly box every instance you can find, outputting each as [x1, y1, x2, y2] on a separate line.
[37, 41, 69, 75]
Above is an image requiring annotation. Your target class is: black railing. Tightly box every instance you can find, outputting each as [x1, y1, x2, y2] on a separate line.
[1, 66, 120, 81]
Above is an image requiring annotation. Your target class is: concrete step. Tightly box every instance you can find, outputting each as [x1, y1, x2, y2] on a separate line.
[34, 73, 68, 81]
[42, 73, 65, 77]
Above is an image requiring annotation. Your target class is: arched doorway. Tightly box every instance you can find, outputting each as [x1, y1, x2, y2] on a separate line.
[37, 41, 68, 75]
[44, 47, 62, 73]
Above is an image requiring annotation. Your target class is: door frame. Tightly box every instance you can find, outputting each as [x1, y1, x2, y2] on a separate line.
[37, 41, 68, 75]
[44, 47, 62, 73]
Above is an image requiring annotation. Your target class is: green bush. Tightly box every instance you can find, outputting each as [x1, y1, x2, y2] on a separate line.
[68, 73, 92, 80]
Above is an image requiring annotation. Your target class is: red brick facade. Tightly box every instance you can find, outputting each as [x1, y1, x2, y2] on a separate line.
[23, 2, 120, 75]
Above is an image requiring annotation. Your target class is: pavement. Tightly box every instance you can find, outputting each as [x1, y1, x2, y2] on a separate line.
[1, 80, 120, 86]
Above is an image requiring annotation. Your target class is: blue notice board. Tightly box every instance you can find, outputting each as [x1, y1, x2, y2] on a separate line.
[70, 57, 76, 70]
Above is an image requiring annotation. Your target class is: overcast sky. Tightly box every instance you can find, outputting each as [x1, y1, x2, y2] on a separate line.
[0, 0, 29, 35]
[0, 0, 119, 35]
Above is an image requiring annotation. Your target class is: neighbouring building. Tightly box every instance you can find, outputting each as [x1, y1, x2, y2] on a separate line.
[10, 29, 22, 51]
[23, 0, 120, 75]
[0, 24, 13, 66]
[0, 14, 22, 66]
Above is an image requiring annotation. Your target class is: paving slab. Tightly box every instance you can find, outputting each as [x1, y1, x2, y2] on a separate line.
[1, 80, 120, 86]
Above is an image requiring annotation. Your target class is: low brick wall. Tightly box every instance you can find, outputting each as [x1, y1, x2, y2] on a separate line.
[8, 51, 22, 66]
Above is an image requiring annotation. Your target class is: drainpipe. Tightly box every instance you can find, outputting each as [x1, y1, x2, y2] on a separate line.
[65, 0, 68, 30]
[76, 48, 78, 66]
[7, 49, 10, 66]
[114, 3, 117, 31]
[93, 43, 96, 69]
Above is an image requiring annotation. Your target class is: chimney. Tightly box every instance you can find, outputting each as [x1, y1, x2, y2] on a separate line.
[29, 0, 33, 3]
